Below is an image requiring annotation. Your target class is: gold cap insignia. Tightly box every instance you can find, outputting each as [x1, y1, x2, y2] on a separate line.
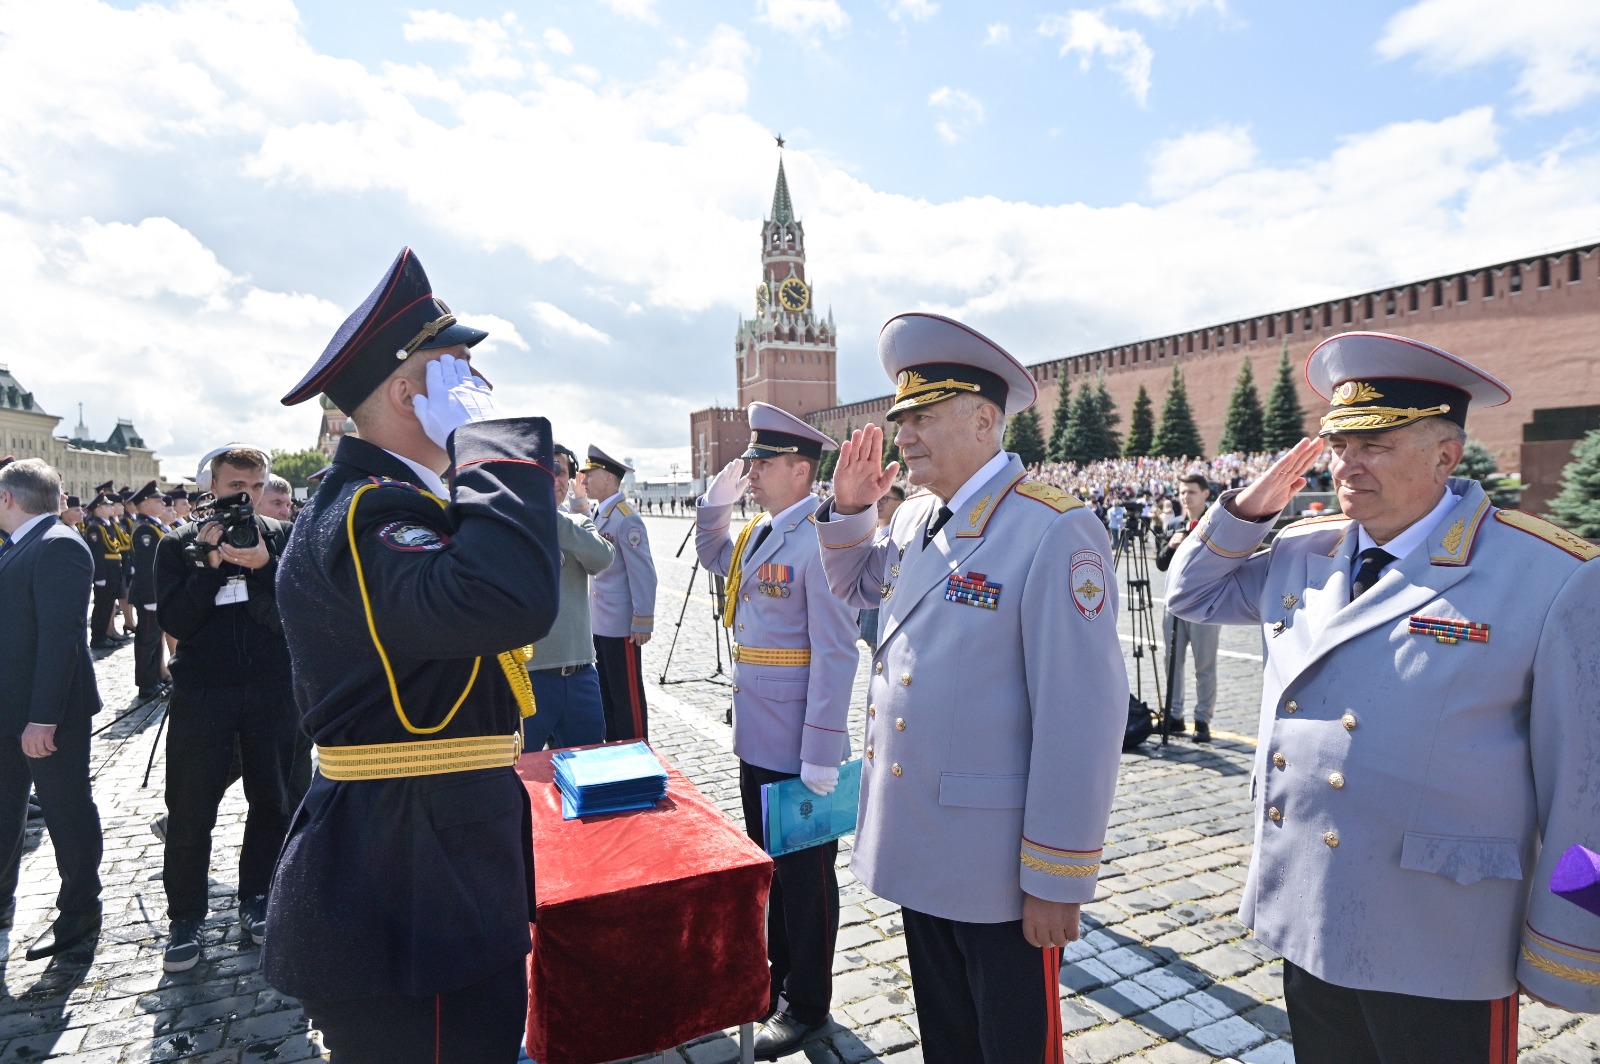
[1333, 381, 1384, 406]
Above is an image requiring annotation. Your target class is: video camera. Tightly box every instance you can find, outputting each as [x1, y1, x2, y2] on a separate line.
[181, 491, 260, 567]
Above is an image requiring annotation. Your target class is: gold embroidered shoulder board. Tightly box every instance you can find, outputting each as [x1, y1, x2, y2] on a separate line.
[1282, 513, 1350, 532]
[1015, 481, 1084, 513]
[1494, 510, 1600, 561]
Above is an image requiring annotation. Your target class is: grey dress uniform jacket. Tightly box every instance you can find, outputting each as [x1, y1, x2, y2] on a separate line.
[589, 494, 656, 639]
[815, 455, 1128, 923]
[695, 495, 858, 773]
[1166, 477, 1600, 1010]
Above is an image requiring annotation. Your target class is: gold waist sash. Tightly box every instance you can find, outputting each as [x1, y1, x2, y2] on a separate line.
[733, 645, 812, 667]
[317, 732, 522, 781]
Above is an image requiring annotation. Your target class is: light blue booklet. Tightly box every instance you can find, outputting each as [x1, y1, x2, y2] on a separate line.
[760, 759, 862, 857]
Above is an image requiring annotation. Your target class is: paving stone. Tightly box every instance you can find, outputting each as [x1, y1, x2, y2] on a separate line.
[1142, 1040, 1217, 1064]
[1239, 1040, 1297, 1064]
[1063, 1023, 1157, 1064]
[1188, 1015, 1268, 1058]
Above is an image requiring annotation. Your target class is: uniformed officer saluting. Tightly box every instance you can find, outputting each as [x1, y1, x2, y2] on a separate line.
[580, 445, 657, 741]
[1167, 332, 1600, 1061]
[264, 247, 560, 1064]
[818, 313, 1128, 1063]
[695, 403, 858, 1057]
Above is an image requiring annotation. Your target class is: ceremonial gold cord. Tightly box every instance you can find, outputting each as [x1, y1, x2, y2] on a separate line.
[722, 515, 768, 628]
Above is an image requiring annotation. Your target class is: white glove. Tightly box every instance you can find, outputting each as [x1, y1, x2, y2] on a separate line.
[411, 354, 499, 449]
[703, 459, 749, 508]
[800, 761, 839, 797]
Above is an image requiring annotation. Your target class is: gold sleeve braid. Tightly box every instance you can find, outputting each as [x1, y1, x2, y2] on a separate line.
[346, 483, 536, 734]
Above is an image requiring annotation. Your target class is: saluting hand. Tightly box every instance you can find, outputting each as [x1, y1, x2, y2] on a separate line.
[1230, 437, 1323, 521]
[832, 424, 900, 516]
[703, 460, 749, 508]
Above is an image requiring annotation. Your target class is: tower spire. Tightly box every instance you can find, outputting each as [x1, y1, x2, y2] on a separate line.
[771, 156, 794, 227]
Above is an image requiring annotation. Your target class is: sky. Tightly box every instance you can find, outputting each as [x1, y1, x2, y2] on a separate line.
[2, 0, 1599, 479]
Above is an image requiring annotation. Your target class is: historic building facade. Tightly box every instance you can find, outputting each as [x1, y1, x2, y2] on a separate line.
[688, 157, 840, 481]
[807, 242, 1600, 513]
[0, 364, 161, 496]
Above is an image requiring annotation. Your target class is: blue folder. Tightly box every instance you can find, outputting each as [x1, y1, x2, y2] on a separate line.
[551, 742, 669, 820]
[760, 759, 862, 857]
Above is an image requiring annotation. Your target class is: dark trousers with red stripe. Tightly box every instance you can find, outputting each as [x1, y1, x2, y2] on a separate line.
[1282, 959, 1518, 1064]
[133, 604, 163, 690]
[901, 907, 1064, 1064]
[593, 635, 648, 742]
[299, 959, 528, 1063]
[739, 761, 840, 1025]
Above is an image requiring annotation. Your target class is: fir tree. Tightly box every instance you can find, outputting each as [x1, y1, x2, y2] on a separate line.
[1218, 358, 1265, 454]
[1546, 429, 1600, 538]
[1123, 383, 1155, 457]
[1263, 343, 1306, 451]
[1046, 378, 1072, 462]
[1451, 439, 1519, 508]
[1062, 383, 1112, 465]
[1096, 375, 1122, 457]
[1153, 367, 1205, 459]
[1004, 408, 1048, 468]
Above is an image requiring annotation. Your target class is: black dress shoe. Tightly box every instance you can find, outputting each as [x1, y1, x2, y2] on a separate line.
[1194, 721, 1212, 743]
[1167, 716, 1187, 734]
[90, 640, 116, 650]
[753, 1011, 826, 1059]
[24, 905, 101, 960]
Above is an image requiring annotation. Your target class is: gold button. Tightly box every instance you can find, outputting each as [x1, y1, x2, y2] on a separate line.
[901, 673, 912, 686]
[738, 623, 745, 631]
[1284, 700, 1299, 714]
[1342, 712, 1357, 731]
[866, 745, 874, 759]
[875, 662, 883, 674]
[1268, 806, 1282, 822]
[892, 763, 903, 777]
[1272, 752, 1286, 769]
[1328, 772, 1345, 789]
[742, 594, 749, 602]
[869, 705, 876, 718]
[895, 718, 906, 731]
[1324, 831, 1340, 847]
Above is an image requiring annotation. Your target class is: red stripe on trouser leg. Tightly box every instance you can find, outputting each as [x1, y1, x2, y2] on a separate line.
[1489, 994, 1517, 1064]
[1042, 945, 1064, 1064]
[623, 639, 644, 738]
[434, 994, 442, 1064]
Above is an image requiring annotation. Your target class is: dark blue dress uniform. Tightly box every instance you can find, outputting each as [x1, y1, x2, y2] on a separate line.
[126, 482, 166, 693]
[264, 247, 560, 1064]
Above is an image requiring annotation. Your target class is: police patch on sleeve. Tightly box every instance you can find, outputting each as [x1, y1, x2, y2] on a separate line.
[1070, 549, 1106, 620]
[377, 521, 450, 552]
[627, 527, 643, 548]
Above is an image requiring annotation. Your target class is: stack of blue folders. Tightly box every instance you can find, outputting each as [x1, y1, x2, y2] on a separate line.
[551, 742, 669, 820]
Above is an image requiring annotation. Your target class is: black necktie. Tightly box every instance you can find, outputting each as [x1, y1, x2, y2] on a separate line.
[1351, 547, 1395, 601]
[924, 505, 953, 547]
[745, 523, 770, 559]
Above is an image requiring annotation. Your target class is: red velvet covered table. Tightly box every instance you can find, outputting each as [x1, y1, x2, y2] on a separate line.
[518, 746, 773, 1064]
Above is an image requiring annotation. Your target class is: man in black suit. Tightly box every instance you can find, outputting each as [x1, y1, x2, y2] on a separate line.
[0, 458, 104, 959]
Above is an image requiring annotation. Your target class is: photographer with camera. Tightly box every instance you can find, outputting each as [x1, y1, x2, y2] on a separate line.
[1155, 474, 1219, 742]
[153, 445, 295, 972]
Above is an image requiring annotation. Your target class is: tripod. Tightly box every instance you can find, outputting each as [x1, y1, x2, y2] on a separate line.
[1113, 517, 1172, 747]
[657, 522, 735, 688]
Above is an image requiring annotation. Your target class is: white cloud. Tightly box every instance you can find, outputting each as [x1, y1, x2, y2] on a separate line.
[1039, 10, 1154, 105]
[1148, 124, 1257, 199]
[1378, 0, 1600, 115]
[543, 28, 574, 55]
[757, 0, 850, 40]
[985, 22, 1011, 46]
[928, 87, 985, 145]
[529, 302, 614, 345]
[1, 3, 1598, 478]
[402, 11, 528, 80]
[1116, 0, 1226, 19]
[596, 0, 659, 25]
[888, 0, 939, 23]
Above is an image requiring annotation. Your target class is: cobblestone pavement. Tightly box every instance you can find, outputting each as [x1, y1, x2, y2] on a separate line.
[4, 512, 1597, 1063]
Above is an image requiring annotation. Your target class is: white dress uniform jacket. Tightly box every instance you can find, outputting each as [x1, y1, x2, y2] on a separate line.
[696, 495, 858, 774]
[1166, 477, 1600, 1009]
[815, 454, 1128, 923]
[589, 492, 656, 639]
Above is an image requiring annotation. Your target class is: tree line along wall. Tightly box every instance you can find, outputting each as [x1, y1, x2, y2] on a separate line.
[809, 244, 1600, 473]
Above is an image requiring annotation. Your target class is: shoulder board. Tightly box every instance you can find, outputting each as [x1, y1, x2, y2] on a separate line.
[363, 475, 422, 493]
[1281, 513, 1350, 532]
[1493, 510, 1600, 561]
[617, 501, 634, 517]
[1015, 481, 1084, 513]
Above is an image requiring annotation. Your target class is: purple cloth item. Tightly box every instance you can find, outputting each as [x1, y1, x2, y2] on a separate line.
[1551, 844, 1600, 917]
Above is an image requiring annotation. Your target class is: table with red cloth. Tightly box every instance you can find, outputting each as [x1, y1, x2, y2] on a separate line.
[518, 746, 774, 1064]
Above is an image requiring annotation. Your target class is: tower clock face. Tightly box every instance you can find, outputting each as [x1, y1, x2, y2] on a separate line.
[778, 276, 810, 312]
[756, 282, 770, 311]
